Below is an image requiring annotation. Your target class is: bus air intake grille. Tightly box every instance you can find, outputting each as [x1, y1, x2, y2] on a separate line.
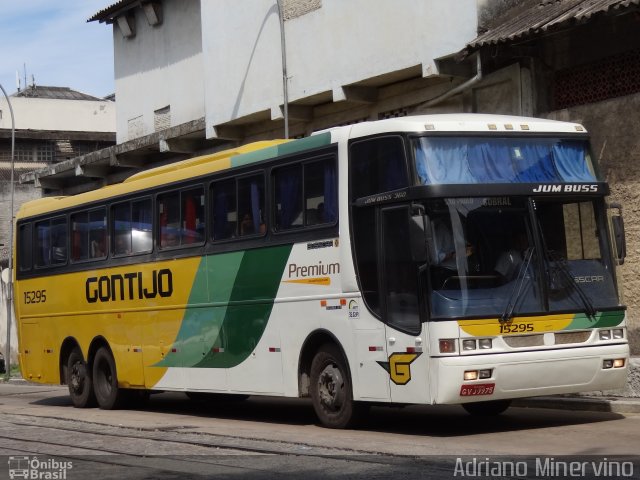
[554, 331, 591, 345]
[503, 334, 544, 348]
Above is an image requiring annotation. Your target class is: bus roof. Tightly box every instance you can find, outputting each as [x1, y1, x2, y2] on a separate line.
[344, 114, 587, 138]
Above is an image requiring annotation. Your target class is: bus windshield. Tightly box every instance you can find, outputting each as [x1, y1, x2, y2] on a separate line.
[413, 136, 597, 184]
[426, 197, 619, 319]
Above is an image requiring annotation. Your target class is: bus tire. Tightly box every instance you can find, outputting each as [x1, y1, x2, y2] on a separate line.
[92, 347, 126, 410]
[310, 344, 361, 429]
[462, 399, 511, 416]
[66, 347, 96, 408]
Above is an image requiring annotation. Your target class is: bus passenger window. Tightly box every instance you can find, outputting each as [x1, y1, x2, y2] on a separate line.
[18, 223, 32, 272]
[350, 136, 408, 200]
[35, 217, 67, 267]
[132, 199, 152, 253]
[211, 179, 237, 240]
[304, 158, 336, 225]
[158, 192, 180, 248]
[182, 187, 205, 245]
[238, 174, 265, 237]
[274, 165, 303, 230]
[112, 202, 131, 255]
[35, 220, 51, 267]
[89, 209, 107, 259]
[71, 212, 89, 262]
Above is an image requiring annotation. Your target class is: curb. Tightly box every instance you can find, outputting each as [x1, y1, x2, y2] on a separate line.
[513, 396, 640, 414]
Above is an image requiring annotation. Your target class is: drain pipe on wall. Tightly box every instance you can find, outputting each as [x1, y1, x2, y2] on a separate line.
[424, 53, 483, 108]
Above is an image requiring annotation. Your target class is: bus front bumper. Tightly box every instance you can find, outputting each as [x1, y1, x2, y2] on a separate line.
[432, 343, 629, 405]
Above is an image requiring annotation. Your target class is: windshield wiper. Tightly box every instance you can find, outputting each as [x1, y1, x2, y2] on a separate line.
[500, 247, 535, 323]
[544, 249, 597, 320]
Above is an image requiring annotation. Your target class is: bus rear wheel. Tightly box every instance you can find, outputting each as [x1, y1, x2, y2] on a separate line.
[462, 399, 511, 416]
[92, 347, 126, 410]
[310, 344, 361, 429]
[66, 347, 96, 408]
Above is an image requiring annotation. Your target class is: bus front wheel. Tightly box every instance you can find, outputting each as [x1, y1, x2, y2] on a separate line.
[310, 344, 361, 429]
[66, 347, 96, 408]
[462, 399, 511, 416]
[92, 347, 126, 410]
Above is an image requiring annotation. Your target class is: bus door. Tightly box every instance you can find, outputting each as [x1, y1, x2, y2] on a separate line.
[379, 206, 430, 404]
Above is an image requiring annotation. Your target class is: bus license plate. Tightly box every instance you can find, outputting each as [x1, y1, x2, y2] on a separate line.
[460, 383, 495, 396]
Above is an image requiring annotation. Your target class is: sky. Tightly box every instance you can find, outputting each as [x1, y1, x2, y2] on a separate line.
[0, 1, 115, 99]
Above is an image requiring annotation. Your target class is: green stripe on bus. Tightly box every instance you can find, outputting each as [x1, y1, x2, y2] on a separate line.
[276, 132, 331, 156]
[229, 132, 332, 168]
[568, 310, 625, 330]
[156, 244, 293, 369]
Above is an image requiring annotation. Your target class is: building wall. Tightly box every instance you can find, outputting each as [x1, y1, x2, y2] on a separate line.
[201, 0, 478, 134]
[0, 97, 115, 132]
[546, 94, 640, 354]
[113, 0, 204, 143]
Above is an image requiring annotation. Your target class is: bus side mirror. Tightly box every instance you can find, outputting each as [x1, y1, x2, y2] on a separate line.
[410, 214, 428, 263]
[609, 203, 626, 265]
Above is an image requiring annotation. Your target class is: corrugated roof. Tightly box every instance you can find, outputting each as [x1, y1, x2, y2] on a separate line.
[468, 0, 640, 51]
[88, 0, 138, 23]
[14, 86, 102, 101]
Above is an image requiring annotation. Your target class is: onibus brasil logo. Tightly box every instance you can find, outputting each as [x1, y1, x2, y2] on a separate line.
[8, 456, 72, 479]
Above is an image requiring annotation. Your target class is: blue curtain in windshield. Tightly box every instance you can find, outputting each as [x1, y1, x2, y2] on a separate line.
[514, 142, 558, 182]
[468, 140, 514, 182]
[415, 138, 474, 184]
[553, 141, 596, 181]
[414, 137, 595, 184]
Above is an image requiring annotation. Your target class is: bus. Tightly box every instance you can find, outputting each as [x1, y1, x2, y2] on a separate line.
[14, 114, 629, 428]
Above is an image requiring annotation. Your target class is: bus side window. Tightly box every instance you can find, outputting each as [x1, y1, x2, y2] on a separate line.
[35, 217, 67, 267]
[132, 199, 152, 253]
[182, 187, 205, 245]
[349, 136, 408, 317]
[71, 212, 89, 262]
[274, 164, 303, 230]
[305, 158, 337, 226]
[89, 208, 107, 259]
[18, 223, 32, 272]
[112, 202, 131, 255]
[158, 192, 180, 248]
[238, 174, 265, 237]
[211, 179, 237, 240]
[350, 136, 408, 199]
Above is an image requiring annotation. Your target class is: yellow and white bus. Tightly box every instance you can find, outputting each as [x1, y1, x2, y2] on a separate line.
[14, 114, 629, 428]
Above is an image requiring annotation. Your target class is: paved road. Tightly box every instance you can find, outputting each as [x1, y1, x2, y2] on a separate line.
[1, 383, 639, 479]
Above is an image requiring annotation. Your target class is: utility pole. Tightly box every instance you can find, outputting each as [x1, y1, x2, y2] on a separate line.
[0, 83, 15, 380]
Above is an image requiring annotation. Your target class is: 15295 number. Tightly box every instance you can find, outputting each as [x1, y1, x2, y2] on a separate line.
[23, 290, 47, 304]
[499, 322, 534, 334]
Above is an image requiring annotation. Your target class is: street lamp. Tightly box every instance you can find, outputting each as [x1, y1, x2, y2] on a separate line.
[0, 83, 15, 381]
[275, 0, 289, 139]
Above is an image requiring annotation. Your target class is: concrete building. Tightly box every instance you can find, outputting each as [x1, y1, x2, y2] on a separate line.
[19, 0, 640, 354]
[0, 85, 115, 264]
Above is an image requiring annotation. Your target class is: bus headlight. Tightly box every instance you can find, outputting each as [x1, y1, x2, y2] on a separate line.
[462, 339, 476, 351]
[599, 330, 611, 340]
[478, 338, 493, 349]
[612, 329, 624, 339]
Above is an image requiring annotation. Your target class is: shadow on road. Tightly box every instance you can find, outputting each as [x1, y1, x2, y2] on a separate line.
[30, 390, 626, 438]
